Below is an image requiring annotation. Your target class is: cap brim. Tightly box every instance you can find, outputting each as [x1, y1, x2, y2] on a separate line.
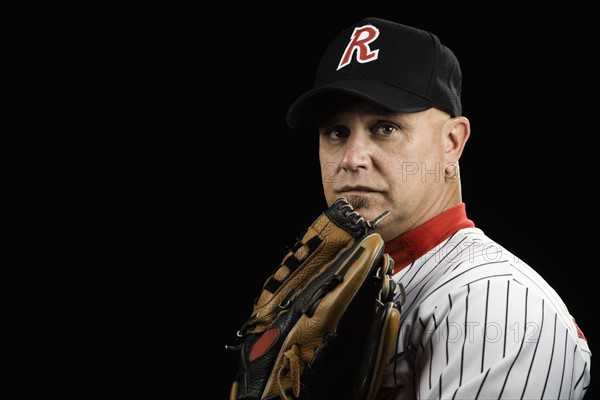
[286, 79, 433, 129]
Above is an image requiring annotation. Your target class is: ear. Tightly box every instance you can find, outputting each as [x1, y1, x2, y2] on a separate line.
[443, 116, 470, 163]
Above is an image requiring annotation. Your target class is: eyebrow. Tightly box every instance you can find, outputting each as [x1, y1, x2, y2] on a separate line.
[362, 105, 400, 116]
[318, 106, 405, 128]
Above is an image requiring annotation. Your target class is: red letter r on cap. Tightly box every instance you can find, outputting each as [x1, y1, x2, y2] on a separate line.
[337, 25, 380, 71]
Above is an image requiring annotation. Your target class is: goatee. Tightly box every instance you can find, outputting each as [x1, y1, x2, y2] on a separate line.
[346, 194, 369, 210]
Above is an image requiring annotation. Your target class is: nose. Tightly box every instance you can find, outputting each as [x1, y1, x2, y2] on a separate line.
[339, 133, 371, 171]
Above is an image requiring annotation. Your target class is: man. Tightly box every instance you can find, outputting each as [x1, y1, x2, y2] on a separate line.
[285, 17, 591, 399]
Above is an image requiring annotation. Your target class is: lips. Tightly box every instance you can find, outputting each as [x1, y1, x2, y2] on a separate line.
[337, 185, 379, 193]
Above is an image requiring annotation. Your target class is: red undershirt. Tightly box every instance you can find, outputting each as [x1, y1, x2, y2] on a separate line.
[384, 203, 475, 275]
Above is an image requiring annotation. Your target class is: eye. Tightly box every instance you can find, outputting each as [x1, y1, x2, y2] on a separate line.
[321, 126, 349, 140]
[373, 122, 398, 136]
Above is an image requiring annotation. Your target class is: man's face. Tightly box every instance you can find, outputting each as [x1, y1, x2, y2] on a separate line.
[318, 100, 452, 241]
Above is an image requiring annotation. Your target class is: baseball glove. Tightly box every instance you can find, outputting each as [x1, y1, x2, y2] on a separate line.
[226, 197, 404, 400]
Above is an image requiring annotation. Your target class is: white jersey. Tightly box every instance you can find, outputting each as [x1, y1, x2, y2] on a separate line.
[380, 227, 591, 399]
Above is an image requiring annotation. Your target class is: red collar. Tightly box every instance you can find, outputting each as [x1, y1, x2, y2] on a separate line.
[384, 203, 475, 274]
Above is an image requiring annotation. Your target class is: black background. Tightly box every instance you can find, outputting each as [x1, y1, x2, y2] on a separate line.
[185, 10, 595, 399]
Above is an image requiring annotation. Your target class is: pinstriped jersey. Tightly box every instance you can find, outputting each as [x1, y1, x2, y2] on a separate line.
[379, 227, 591, 399]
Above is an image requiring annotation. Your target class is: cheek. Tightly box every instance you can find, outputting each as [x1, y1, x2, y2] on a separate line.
[319, 154, 336, 204]
[319, 150, 336, 182]
[375, 155, 407, 185]
[320, 161, 337, 185]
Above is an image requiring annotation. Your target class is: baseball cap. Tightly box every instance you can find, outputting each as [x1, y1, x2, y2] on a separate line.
[286, 17, 462, 128]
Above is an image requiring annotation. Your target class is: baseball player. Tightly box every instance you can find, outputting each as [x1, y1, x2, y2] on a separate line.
[285, 17, 591, 399]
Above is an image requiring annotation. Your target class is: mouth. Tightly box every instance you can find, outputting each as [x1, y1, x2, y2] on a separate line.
[337, 186, 380, 194]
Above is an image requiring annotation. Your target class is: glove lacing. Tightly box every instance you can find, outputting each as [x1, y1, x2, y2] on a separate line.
[278, 344, 302, 399]
[337, 199, 390, 235]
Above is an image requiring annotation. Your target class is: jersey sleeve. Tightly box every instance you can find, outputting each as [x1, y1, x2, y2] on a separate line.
[400, 277, 591, 399]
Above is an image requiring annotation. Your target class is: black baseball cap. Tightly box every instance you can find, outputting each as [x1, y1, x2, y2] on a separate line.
[286, 18, 462, 129]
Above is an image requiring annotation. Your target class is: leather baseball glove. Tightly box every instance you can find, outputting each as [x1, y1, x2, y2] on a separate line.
[226, 197, 404, 400]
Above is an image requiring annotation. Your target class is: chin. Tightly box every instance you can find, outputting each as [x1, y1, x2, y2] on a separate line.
[345, 194, 369, 210]
[343, 195, 382, 221]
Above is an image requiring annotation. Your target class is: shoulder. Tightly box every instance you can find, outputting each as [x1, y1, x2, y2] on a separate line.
[392, 231, 591, 400]
[396, 227, 590, 355]
[432, 228, 569, 311]
[436, 227, 545, 286]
